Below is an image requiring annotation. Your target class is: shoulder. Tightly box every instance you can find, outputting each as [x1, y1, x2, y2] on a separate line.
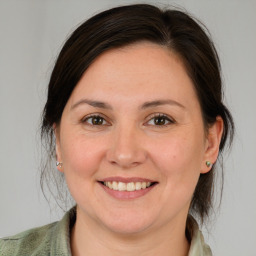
[0, 222, 57, 256]
[0, 207, 75, 256]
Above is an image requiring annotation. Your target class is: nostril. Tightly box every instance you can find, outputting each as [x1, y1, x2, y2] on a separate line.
[109, 160, 140, 168]
[106, 144, 147, 168]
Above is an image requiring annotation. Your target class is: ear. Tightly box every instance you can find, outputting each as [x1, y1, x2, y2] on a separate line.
[53, 123, 63, 173]
[201, 116, 224, 174]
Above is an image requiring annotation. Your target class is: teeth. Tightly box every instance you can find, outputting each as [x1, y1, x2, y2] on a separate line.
[107, 181, 112, 189]
[118, 182, 126, 191]
[127, 182, 135, 191]
[112, 181, 118, 190]
[103, 181, 152, 191]
[135, 182, 141, 190]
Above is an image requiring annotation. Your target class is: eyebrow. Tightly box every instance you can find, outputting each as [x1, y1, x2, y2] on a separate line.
[71, 98, 185, 110]
[141, 99, 185, 109]
[71, 99, 113, 110]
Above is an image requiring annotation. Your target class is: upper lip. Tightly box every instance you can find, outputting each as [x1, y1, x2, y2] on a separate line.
[100, 176, 157, 183]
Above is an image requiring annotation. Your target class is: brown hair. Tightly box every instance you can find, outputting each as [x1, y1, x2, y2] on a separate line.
[41, 4, 234, 223]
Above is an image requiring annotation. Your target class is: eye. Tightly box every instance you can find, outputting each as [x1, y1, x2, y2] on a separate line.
[146, 114, 174, 126]
[82, 114, 108, 126]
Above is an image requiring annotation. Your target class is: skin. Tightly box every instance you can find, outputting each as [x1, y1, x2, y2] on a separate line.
[55, 42, 223, 256]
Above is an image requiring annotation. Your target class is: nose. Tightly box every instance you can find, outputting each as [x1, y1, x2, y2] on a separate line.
[106, 125, 147, 169]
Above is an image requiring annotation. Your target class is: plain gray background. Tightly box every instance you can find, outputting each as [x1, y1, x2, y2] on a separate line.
[0, 0, 255, 255]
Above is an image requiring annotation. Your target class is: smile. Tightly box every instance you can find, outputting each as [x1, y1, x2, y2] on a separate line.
[103, 181, 152, 192]
[99, 177, 158, 199]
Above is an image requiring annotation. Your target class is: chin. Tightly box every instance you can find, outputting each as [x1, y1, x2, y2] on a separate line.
[98, 211, 155, 235]
[105, 221, 151, 235]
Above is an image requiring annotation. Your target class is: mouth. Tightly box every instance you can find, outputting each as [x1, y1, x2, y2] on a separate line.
[100, 181, 157, 192]
[98, 177, 158, 199]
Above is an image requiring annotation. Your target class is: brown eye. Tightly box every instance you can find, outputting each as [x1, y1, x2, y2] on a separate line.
[147, 114, 174, 126]
[84, 115, 107, 125]
[154, 116, 168, 125]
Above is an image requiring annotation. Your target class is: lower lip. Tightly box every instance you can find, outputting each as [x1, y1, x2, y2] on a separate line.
[99, 182, 156, 200]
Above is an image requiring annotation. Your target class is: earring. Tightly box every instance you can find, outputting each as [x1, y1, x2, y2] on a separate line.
[56, 161, 63, 168]
[206, 161, 212, 168]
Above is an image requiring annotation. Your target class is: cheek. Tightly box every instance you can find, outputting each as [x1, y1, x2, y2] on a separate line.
[61, 133, 106, 180]
[153, 135, 204, 171]
[150, 130, 205, 193]
[60, 133, 108, 207]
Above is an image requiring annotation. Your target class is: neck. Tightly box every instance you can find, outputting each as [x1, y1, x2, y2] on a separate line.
[71, 209, 190, 256]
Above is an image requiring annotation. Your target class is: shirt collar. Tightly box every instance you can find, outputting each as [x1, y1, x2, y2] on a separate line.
[187, 215, 212, 256]
[55, 208, 212, 256]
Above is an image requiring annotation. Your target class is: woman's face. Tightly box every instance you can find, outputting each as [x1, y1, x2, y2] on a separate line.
[55, 42, 216, 235]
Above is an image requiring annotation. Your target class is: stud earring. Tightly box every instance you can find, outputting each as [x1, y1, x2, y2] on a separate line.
[56, 161, 63, 168]
[206, 161, 212, 168]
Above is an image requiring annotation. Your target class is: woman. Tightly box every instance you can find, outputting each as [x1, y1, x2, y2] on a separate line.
[0, 4, 234, 256]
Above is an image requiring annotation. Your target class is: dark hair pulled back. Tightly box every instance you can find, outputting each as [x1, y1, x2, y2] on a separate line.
[41, 4, 234, 223]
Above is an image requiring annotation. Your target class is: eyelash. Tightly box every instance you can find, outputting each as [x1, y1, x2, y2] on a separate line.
[81, 113, 175, 127]
[145, 113, 175, 127]
[82, 114, 109, 126]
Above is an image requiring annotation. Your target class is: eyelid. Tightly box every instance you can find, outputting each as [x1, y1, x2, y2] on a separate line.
[81, 113, 111, 125]
[80, 112, 175, 127]
[144, 113, 175, 126]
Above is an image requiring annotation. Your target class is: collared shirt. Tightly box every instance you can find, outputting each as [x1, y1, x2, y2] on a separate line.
[0, 208, 212, 255]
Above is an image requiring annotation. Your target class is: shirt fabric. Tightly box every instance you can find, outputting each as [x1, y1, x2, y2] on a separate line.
[0, 208, 212, 256]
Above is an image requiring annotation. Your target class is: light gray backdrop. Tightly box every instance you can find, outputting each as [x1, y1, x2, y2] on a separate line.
[0, 0, 255, 255]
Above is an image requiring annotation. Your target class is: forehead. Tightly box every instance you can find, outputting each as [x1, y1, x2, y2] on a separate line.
[85, 42, 185, 79]
[67, 42, 198, 108]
